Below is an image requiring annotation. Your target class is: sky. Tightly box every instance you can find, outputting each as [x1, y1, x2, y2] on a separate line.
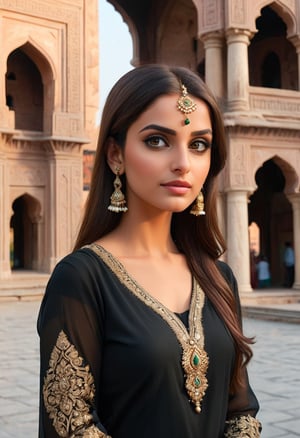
[99, 0, 133, 115]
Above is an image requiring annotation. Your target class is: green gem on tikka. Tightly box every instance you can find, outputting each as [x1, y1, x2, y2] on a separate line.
[184, 118, 190, 125]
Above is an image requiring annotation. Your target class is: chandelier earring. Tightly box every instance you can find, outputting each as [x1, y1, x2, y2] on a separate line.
[108, 167, 128, 213]
[190, 190, 205, 216]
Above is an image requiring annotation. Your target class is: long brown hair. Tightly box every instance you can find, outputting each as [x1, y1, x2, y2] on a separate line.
[74, 64, 253, 390]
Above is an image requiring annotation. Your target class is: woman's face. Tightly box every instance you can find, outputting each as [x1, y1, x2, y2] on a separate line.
[119, 93, 212, 215]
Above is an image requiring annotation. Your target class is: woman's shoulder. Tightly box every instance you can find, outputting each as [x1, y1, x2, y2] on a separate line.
[216, 259, 235, 280]
[47, 246, 104, 288]
[55, 246, 100, 271]
[216, 260, 238, 292]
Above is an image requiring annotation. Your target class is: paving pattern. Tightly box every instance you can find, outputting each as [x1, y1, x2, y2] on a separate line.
[245, 317, 300, 437]
[0, 299, 299, 437]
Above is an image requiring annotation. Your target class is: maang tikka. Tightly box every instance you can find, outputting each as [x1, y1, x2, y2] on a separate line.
[177, 83, 197, 125]
[108, 167, 128, 213]
[190, 190, 205, 216]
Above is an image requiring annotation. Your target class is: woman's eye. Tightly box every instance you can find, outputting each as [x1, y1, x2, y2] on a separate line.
[145, 136, 167, 148]
[190, 139, 211, 152]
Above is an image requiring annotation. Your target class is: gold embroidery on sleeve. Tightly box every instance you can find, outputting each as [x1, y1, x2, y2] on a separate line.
[224, 414, 261, 437]
[80, 425, 111, 437]
[43, 330, 98, 437]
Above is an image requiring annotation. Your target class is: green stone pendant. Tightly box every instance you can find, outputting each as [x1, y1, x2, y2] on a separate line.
[193, 354, 200, 366]
[194, 376, 201, 387]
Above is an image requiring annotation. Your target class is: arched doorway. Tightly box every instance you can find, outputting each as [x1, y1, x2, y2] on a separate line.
[6, 47, 44, 131]
[248, 158, 293, 287]
[248, 4, 298, 90]
[10, 194, 41, 270]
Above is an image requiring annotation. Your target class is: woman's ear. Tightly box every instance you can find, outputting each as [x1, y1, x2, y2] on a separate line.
[106, 137, 124, 173]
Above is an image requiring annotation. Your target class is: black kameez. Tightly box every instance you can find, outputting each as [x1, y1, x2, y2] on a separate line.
[38, 245, 260, 437]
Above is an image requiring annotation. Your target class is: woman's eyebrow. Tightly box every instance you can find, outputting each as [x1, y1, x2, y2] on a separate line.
[191, 129, 213, 136]
[139, 124, 213, 137]
[139, 124, 176, 135]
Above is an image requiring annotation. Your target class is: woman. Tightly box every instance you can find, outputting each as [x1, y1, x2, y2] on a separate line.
[38, 64, 261, 437]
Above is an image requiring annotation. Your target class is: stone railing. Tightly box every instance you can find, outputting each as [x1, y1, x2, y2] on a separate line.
[249, 86, 300, 122]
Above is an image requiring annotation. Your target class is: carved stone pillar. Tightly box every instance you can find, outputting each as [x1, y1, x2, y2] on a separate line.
[226, 29, 252, 111]
[0, 136, 12, 278]
[287, 193, 300, 289]
[47, 140, 83, 271]
[226, 189, 252, 293]
[201, 31, 225, 100]
[289, 35, 300, 91]
[217, 191, 226, 243]
[0, 157, 11, 278]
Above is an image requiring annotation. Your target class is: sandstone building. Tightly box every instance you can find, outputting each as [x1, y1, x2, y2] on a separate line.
[0, 0, 299, 294]
[0, 0, 99, 290]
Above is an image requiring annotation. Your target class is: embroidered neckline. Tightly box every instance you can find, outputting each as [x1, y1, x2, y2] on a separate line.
[87, 243, 209, 413]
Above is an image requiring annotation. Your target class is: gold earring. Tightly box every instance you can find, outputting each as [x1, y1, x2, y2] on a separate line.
[108, 167, 128, 213]
[190, 190, 205, 216]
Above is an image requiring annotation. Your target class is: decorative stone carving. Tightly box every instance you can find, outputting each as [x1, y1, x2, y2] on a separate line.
[52, 112, 84, 138]
[0, 0, 98, 280]
[197, 0, 223, 33]
[0, 0, 81, 114]
[204, 0, 219, 27]
[229, 0, 246, 26]
[249, 90, 300, 115]
[9, 164, 46, 186]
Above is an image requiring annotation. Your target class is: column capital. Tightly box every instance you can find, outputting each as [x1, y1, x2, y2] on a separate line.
[225, 28, 253, 44]
[289, 35, 300, 52]
[200, 30, 224, 48]
[286, 192, 300, 206]
[224, 187, 255, 195]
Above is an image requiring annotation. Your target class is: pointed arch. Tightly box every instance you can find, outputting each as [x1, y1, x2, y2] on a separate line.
[248, 156, 296, 286]
[252, 1, 297, 37]
[156, 0, 199, 67]
[5, 41, 55, 133]
[251, 152, 299, 195]
[107, 0, 137, 65]
[248, 3, 298, 90]
[10, 193, 42, 270]
[5, 36, 57, 80]
[272, 155, 299, 194]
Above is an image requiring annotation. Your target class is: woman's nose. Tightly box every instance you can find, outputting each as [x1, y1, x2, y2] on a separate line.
[171, 145, 191, 174]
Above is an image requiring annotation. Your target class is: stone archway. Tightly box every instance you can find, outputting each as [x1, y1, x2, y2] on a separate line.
[248, 4, 298, 90]
[248, 157, 297, 286]
[10, 193, 41, 271]
[157, 0, 199, 68]
[5, 42, 55, 134]
[6, 47, 43, 131]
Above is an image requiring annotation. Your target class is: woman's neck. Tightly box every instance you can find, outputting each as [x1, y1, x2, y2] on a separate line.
[99, 210, 178, 257]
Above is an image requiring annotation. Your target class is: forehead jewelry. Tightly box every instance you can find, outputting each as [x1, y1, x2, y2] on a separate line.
[177, 83, 197, 125]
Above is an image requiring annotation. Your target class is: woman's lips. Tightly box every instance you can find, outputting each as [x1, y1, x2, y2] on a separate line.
[161, 180, 191, 195]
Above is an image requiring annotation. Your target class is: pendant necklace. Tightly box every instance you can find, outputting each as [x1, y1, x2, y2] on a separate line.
[88, 244, 209, 413]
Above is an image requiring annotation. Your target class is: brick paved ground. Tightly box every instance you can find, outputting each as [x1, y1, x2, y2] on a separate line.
[0, 299, 299, 437]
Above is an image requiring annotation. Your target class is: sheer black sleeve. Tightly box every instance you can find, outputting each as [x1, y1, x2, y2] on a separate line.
[37, 249, 111, 437]
[217, 261, 262, 437]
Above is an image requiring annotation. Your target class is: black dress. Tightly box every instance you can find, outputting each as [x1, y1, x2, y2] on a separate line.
[37, 244, 261, 437]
